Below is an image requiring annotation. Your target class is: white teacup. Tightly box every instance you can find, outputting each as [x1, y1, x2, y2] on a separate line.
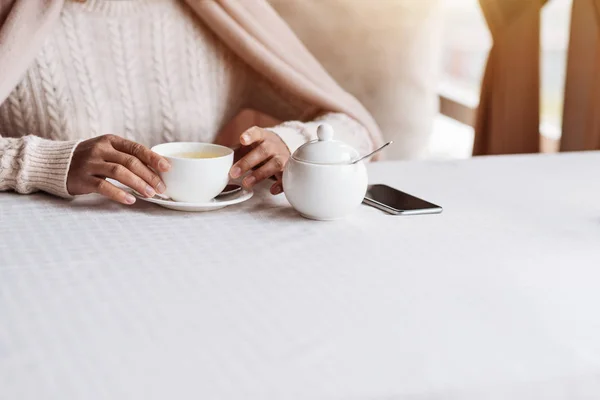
[151, 142, 234, 203]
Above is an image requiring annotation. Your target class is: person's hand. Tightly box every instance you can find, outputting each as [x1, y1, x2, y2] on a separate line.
[229, 127, 289, 195]
[67, 134, 171, 205]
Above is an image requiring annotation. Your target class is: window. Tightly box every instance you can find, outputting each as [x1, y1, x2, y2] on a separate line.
[432, 0, 573, 159]
[541, 0, 572, 142]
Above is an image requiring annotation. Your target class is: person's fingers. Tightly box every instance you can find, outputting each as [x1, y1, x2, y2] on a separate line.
[270, 172, 284, 195]
[242, 155, 285, 189]
[270, 182, 283, 195]
[108, 135, 170, 172]
[105, 151, 166, 193]
[272, 171, 283, 182]
[233, 145, 253, 164]
[90, 177, 136, 205]
[95, 162, 157, 198]
[230, 141, 272, 179]
[239, 126, 266, 147]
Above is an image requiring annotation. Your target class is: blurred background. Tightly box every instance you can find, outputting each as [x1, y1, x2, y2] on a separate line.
[267, 0, 574, 161]
[438, 0, 572, 159]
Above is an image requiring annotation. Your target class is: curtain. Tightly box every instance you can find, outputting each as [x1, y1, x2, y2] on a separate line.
[474, 0, 545, 155]
[561, 0, 600, 151]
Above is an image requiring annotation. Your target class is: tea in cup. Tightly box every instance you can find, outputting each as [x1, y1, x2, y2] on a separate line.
[151, 142, 234, 203]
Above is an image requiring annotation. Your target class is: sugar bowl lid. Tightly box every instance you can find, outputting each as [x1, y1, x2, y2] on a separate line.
[292, 124, 359, 164]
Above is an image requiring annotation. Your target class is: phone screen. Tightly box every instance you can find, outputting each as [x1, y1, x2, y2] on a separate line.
[365, 184, 441, 212]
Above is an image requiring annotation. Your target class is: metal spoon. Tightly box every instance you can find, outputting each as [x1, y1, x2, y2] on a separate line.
[351, 141, 393, 164]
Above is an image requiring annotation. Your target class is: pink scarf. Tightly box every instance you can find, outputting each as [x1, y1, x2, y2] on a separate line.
[0, 0, 383, 154]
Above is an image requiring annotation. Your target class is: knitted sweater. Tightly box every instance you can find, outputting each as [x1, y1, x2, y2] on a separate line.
[0, 0, 371, 198]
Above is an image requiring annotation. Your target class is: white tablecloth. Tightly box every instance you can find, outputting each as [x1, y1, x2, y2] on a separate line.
[1, 152, 599, 399]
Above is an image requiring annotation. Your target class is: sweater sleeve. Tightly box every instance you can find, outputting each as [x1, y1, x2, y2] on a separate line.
[0, 135, 80, 198]
[243, 70, 375, 156]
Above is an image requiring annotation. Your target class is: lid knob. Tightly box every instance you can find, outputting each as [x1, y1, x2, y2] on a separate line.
[317, 123, 334, 142]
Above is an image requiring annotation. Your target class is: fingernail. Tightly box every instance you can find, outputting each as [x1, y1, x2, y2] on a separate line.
[273, 185, 282, 194]
[145, 185, 156, 197]
[241, 134, 250, 143]
[124, 194, 136, 204]
[157, 182, 166, 194]
[230, 167, 241, 178]
[158, 159, 170, 172]
[244, 175, 256, 187]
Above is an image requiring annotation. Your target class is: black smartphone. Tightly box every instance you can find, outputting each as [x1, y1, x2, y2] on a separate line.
[363, 184, 442, 215]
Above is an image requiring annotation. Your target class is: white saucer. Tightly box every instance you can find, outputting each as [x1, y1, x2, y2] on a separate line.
[130, 189, 253, 212]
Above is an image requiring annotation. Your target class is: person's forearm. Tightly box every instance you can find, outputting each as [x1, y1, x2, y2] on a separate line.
[266, 112, 374, 156]
[0, 135, 80, 197]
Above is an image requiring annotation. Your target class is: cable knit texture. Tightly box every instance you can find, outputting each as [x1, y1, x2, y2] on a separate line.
[0, 0, 372, 199]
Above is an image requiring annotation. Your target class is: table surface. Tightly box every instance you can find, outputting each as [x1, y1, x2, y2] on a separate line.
[1, 152, 599, 399]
